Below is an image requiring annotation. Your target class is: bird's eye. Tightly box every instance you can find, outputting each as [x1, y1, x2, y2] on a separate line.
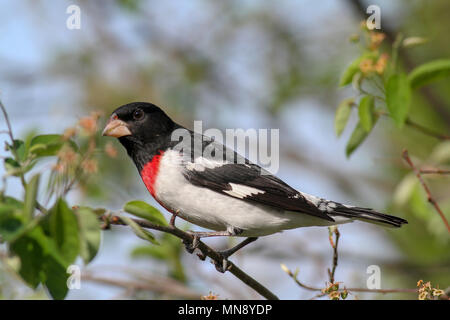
[133, 109, 144, 120]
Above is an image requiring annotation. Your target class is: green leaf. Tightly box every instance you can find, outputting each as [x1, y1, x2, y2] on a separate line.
[10, 228, 46, 288]
[0, 203, 24, 241]
[409, 184, 431, 219]
[29, 135, 77, 157]
[408, 59, 450, 89]
[5, 140, 26, 162]
[429, 141, 450, 164]
[385, 73, 411, 128]
[346, 123, 369, 157]
[124, 200, 167, 226]
[358, 96, 375, 132]
[121, 216, 159, 245]
[49, 199, 80, 264]
[339, 58, 363, 87]
[76, 207, 101, 264]
[334, 98, 354, 137]
[2, 196, 24, 209]
[351, 72, 363, 91]
[23, 174, 40, 222]
[402, 37, 428, 48]
[131, 233, 186, 282]
[10, 225, 70, 299]
[13, 140, 26, 162]
[4, 157, 21, 176]
[131, 245, 168, 260]
[392, 174, 417, 207]
[339, 53, 376, 86]
[42, 254, 69, 300]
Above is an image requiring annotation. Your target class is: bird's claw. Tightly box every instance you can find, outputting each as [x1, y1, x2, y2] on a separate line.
[196, 252, 206, 261]
[192, 235, 199, 249]
[182, 239, 195, 254]
[212, 256, 231, 273]
[182, 231, 232, 272]
[183, 232, 200, 254]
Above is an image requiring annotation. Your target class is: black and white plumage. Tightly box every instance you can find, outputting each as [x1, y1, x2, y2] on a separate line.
[103, 102, 407, 239]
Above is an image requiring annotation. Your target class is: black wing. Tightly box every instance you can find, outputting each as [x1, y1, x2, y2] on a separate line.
[182, 161, 334, 222]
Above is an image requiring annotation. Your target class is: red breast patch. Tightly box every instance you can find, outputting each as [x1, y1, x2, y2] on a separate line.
[140, 151, 164, 197]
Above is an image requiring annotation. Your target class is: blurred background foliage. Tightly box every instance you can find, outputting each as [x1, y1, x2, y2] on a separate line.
[0, 0, 449, 299]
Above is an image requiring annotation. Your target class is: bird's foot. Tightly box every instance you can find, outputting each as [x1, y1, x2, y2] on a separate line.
[183, 230, 232, 254]
[196, 251, 206, 261]
[212, 253, 232, 273]
[182, 233, 200, 254]
[182, 230, 254, 273]
[170, 211, 202, 254]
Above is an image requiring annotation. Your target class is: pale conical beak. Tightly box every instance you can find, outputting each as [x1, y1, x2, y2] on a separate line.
[102, 119, 132, 138]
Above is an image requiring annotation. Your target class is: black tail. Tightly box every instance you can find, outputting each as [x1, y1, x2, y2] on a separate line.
[331, 205, 408, 228]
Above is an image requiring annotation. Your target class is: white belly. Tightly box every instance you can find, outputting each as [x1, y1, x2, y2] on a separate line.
[153, 151, 336, 236]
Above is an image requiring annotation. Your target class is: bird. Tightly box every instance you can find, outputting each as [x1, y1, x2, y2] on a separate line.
[102, 102, 407, 265]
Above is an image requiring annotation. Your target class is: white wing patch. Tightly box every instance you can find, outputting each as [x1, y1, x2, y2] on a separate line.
[224, 183, 265, 199]
[301, 192, 321, 206]
[185, 157, 227, 172]
[301, 192, 338, 213]
[326, 202, 337, 212]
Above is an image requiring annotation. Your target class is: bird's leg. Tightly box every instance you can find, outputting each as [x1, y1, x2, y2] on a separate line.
[218, 237, 258, 260]
[183, 227, 242, 257]
[183, 228, 255, 273]
[187, 230, 234, 238]
[169, 210, 179, 228]
[185, 230, 233, 253]
[212, 237, 258, 273]
[169, 210, 203, 255]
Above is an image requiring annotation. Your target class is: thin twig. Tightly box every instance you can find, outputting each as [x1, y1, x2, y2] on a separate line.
[353, 105, 450, 141]
[419, 169, 450, 175]
[377, 109, 450, 141]
[283, 264, 418, 296]
[402, 150, 450, 233]
[0, 99, 47, 214]
[405, 119, 450, 141]
[283, 226, 420, 299]
[327, 227, 340, 284]
[0, 99, 26, 189]
[102, 214, 279, 300]
[287, 274, 321, 291]
[0, 100, 16, 147]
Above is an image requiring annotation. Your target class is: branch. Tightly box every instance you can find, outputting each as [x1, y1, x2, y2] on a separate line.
[419, 168, 450, 175]
[402, 150, 450, 233]
[0, 100, 16, 148]
[0, 99, 26, 190]
[282, 226, 421, 299]
[327, 226, 340, 284]
[405, 119, 450, 141]
[364, 107, 450, 142]
[101, 214, 279, 300]
[0, 99, 47, 214]
[282, 264, 418, 297]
